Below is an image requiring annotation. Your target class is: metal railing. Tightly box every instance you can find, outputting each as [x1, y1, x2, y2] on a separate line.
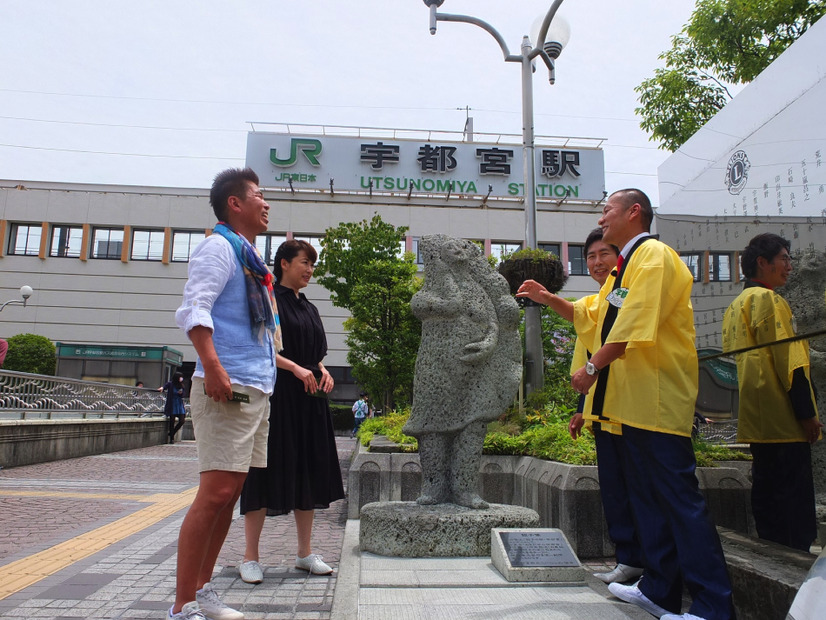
[0, 370, 171, 420]
[696, 419, 739, 444]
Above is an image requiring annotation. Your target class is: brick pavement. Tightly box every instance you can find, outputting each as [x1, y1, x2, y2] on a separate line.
[0, 437, 355, 620]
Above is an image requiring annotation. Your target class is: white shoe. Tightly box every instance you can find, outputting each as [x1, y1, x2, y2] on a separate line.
[195, 583, 244, 620]
[661, 615, 707, 620]
[239, 560, 263, 584]
[608, 582, 670, 617]
[167, 602, 207, 619]
[295, 553, 333, 575]
[594, 563, 645, 584]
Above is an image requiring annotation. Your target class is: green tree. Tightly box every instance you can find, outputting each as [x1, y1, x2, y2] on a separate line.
[4, 333, 56, 375]
[316, 215, 421, 412]
[636, 0, 826, 151]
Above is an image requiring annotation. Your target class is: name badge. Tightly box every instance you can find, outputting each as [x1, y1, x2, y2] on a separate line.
[607, 287, 629, 308]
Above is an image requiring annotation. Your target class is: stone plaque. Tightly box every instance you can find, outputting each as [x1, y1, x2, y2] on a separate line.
[499, 530, 579, 567]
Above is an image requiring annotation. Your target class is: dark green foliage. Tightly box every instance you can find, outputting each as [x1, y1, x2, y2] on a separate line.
[315, 215, 422, 412]
[497, 248, 568, 295]
[329, 403, 354, 432]
[3, 333, 56, 375]
[636, 0, 826, 151]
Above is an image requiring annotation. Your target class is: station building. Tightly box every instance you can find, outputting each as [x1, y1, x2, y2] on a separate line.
[0, 127, 608, 400]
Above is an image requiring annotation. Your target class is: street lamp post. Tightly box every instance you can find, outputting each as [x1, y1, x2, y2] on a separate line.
[422, 0, 569, 395]
[0, 286, 33, 312]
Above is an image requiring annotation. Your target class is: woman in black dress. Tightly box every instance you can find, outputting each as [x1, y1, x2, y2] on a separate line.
[239, 240, 344, 582]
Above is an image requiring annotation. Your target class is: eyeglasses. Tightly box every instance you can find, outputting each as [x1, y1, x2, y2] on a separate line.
[774, 254, 792, 265]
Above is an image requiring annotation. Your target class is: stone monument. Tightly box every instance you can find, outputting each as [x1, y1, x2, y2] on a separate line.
[359, 234, 539, 557]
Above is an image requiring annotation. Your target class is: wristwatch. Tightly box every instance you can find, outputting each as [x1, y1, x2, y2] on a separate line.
[585, 361, 600, 376]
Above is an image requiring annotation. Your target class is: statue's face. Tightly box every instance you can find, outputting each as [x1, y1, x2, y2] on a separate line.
[442, 238, 472, 264]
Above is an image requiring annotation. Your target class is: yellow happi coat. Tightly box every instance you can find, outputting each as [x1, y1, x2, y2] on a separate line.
[573, 239, 698, 437]
[570, 294, 621, 435]
[722, 284, 820, 443]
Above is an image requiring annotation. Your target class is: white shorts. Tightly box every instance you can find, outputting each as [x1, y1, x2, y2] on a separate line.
[189, 377, 270, 473]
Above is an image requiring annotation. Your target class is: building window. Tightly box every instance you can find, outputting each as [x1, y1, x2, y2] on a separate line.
[293, 235, 325, 258]
[91, 228, 124, 259]
[680, 253, 703, 282]
[568, 244, 587, 275]
[171, 231, 205, 262]
[539, 243, 561, 259]
[131, 229, 165, 261]
[411, 238, 425, 266]
[490, 242, 522, 263]
[709, 253, 731, 282]
[50, 225, 83, 258]
[9, 224, 42, 256]
[255, 234, 288, 266]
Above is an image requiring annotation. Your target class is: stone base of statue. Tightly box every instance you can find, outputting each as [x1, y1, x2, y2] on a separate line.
[359, 501, 540, 557]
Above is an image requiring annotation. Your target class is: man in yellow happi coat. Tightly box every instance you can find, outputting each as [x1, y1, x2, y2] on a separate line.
[518, 228, 643, 586]
[723, 233, 822, 552]
[570, 189, 733, 620]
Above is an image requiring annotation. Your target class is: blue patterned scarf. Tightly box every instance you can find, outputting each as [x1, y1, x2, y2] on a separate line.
[213, 222, 282, 351]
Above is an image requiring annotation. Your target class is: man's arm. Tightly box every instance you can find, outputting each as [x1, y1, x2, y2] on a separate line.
[570, 341, 627, 394]
[516, 280, 574, 321]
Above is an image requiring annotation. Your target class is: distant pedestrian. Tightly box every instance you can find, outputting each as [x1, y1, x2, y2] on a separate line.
[352, 392, 369, 437]
[160, 372, 187, 444]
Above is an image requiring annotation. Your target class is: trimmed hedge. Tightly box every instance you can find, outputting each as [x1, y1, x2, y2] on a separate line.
[330, 403, 354, 432]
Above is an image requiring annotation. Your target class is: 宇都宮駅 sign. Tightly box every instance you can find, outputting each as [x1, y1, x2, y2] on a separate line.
[245, 132, 605, 202]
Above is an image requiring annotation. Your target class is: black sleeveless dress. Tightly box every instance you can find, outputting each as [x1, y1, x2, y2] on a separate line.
[240, 284, 344, 515]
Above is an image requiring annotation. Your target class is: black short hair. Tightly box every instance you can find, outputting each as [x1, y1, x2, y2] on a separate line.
[740, 233, 791, 278]
[584, 227, 619, 257]
[610, 188, 653, 231]
[209, 168, 260, 221]
[273, 239, 318, 280]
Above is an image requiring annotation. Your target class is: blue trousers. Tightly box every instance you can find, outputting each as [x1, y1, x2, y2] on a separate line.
[750, 442, 816, 551]
[620, 425, 735, 620]
[593, 425, 642, 568]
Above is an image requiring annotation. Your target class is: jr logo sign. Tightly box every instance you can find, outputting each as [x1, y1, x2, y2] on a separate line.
[270, 139, 323, 167]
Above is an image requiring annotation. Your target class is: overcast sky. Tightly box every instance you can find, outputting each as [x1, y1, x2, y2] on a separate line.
[1, 0, 698, 204]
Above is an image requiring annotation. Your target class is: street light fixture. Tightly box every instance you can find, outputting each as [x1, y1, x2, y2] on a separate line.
[0, 285, 34, 312]
[422, 0, 569, 395]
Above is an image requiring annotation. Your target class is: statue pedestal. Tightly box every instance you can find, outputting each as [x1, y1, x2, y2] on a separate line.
[359, 501, 539, 557]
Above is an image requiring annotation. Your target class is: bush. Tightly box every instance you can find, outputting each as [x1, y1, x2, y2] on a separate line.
[356, 408, 417, 452]
[358, 405, 749, 467]
[329, 403, 354, 432]
[4, 334, 56, 375]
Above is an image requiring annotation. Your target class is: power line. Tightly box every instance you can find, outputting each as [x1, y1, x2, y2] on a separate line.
[0, 143, 243, 160]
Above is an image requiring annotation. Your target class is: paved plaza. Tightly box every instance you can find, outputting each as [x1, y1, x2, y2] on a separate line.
[0, 438, 655, 619]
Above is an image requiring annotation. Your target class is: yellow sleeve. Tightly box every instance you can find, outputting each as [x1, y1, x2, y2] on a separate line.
[570, 337, 588, 375]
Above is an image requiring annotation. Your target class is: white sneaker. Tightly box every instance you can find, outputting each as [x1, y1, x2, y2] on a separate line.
[195, 583, 244, 620]
[295, 553, 333, 575]
[239, 560, 264, 584]
[167, 602, 207, 619]
[661, 615, 707, 620]
[608, 582, 670, 617]
[593, 563, 645, 584]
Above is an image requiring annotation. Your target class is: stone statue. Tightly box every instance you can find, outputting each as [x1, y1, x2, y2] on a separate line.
[403, 235, 522, 508]
[779, 248, 826, 506]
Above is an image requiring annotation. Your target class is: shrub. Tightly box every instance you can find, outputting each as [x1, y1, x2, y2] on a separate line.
[359, 405, 749, 467]
[356, 408, 417, 452]
[329, 403, 354, 432]
[4, 333, 56, 375]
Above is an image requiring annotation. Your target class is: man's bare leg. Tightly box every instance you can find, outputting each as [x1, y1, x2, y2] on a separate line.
[172, 470, 247, 614]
